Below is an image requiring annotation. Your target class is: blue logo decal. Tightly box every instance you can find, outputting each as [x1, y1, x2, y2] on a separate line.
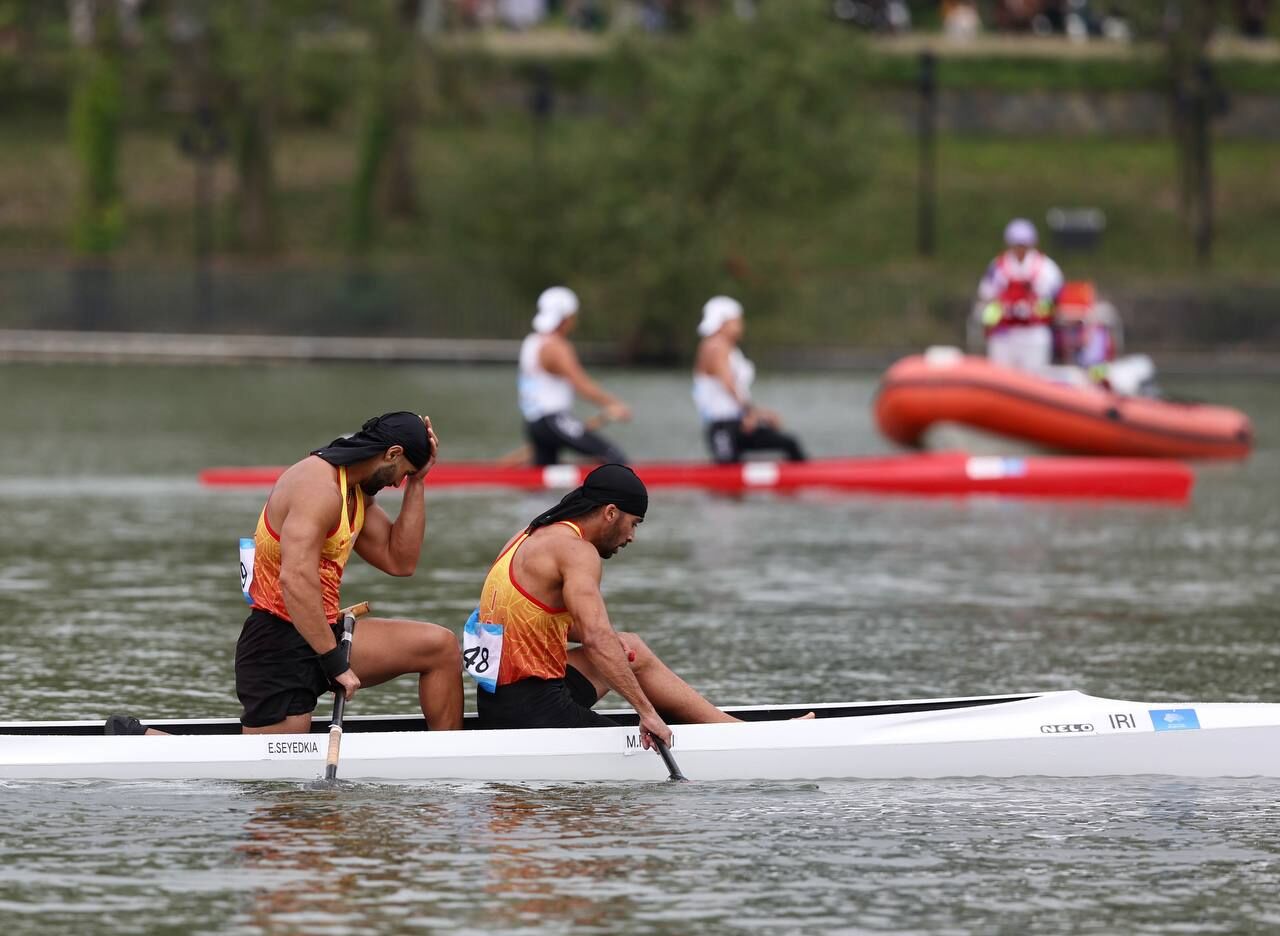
[1149, 708, 1200, 731]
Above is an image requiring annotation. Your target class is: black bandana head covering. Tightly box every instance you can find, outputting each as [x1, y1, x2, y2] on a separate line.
[527, 463, 648, 530]
[311, 411, 432, 470]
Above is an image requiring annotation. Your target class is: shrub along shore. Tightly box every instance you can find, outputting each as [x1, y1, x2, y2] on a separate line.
[2, 16, 1278, 360]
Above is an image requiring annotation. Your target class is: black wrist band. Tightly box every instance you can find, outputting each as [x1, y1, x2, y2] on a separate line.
[319, 645, 348, 681]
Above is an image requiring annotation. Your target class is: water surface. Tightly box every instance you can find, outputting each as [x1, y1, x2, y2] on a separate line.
[0, 362, 1277, 934]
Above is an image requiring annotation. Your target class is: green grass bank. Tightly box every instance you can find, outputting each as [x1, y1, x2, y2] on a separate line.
[1, 26, 1278, 359]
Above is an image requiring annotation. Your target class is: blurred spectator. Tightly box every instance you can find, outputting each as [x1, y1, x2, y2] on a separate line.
[990, 0, 1050, 33]
[1237, 0, 1272, 37]
[499, 0, 546, 29]
[566, 0, 609, 30]
[943, 0, 981, 38]
[989, 0, 1132, 38]
[451, 0, 496, 28]
[832, 0, 911, 32]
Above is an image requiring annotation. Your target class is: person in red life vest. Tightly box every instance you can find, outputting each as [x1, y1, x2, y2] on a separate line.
[976, 218, 1064, 371]
[1053, 281, 1116, 370]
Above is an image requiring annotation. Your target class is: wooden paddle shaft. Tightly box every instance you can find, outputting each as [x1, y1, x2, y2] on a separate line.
[324, 722, 344, 778]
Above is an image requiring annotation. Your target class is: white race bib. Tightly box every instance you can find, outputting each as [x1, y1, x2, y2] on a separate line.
[462, 607, 503, 693]
[239, 537, 255, 605]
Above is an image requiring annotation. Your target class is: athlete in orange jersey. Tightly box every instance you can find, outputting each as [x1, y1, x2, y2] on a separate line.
[233, 411, 462, 734]
[107, 412, 463, 737]
[468, 464, 769, 750]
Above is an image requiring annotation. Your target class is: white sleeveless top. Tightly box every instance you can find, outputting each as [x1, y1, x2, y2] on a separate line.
[518, 333, 574, 421]
[693, 347, 754, 423]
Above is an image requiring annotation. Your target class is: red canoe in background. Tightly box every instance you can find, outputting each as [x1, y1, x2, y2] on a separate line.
[875, 352, 1252, 460]
[199, 453, 1193, 503]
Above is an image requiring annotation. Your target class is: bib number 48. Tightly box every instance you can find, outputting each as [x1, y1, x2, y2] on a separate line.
[462, 608, 503, 693]
[462, 645, 491, 674]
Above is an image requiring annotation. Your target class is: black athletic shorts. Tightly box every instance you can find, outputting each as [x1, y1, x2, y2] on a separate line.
[706, 419, 807, 464]
[525, 413, 628, 467]
[476, 665, 616, 729]
[235, 608, 343, 728]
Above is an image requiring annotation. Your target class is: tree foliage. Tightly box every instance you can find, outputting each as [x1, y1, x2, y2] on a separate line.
[470, 6, 873, 357]
[206, 0, 302, 253]
[69, 9, 123, 255]
[349, 0, 425, 254]
[1114, 0, 1225, 260]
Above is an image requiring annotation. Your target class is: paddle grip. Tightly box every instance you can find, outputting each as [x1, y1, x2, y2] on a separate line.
[338, 601, 371, 620]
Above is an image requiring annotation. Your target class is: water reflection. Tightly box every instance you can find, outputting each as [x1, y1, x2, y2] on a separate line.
[229, 785, 666, 933]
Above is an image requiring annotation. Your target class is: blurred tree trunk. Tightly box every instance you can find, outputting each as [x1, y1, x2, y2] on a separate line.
[1162, 0, 1220, 264]
[67, 0, 126, 329]
[379, 0, 423, 221]
[351, 0, 424, 253]
[68, 0, 124, 256]
[225, 0, 280, 253]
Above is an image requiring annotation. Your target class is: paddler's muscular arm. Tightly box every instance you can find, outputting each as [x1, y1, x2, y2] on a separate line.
[354, 482, 424, 577]
[541, 337, 631, 422]
[561, 543, 660, 722]
[354, 415, 437, 576]
[701, 338, 748, 407]
[277, 482, 344, 655]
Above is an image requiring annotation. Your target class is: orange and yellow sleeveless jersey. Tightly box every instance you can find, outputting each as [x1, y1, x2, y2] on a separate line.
[479, 522, 580, 686]
[248, 464, 365, 623]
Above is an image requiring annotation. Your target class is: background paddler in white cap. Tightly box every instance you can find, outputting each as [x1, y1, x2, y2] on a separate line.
[516, 285, 633, 466]
[692, 295, 807, 464]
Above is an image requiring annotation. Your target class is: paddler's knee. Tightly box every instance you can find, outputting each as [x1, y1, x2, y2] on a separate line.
[416, 621, 462, 668]
[617, 632, 653, 669]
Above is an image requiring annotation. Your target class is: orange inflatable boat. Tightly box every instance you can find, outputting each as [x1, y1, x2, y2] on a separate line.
[876, 351, 1252, 460]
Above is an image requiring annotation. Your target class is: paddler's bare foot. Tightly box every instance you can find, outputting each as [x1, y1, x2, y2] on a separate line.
[793, 712, 816, 720]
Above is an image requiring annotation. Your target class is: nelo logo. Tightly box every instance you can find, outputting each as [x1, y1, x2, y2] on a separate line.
[1039, 723, 1094, 734]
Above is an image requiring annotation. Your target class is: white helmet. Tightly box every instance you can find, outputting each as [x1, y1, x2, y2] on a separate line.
[697, 295, 744, 337]
[532, 286, 580, 334]
[1004, 218, 1038, 247]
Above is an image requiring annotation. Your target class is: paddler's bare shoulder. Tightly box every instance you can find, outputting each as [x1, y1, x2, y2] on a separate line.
[267, 456, 342, 513]
[694, 334, 729, 371]
[525, 524, 599, 571]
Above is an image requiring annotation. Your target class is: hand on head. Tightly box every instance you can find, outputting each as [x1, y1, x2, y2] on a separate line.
[409, 415, 438, 480]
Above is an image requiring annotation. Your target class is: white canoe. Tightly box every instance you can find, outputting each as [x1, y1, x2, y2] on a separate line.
[3, 690, 1279, 782]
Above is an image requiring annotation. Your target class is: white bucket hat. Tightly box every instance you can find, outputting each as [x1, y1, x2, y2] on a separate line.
[697, 295, 744, 337]
[1004, 218, 1038, 247]
[532, 286, 580, 334]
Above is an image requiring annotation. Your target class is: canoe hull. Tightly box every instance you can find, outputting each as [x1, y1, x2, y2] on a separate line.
[199, 453, 1193, 502]
[5, 692, 1279, 781]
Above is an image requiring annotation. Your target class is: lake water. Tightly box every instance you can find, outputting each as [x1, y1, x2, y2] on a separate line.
[0, 361, 1277, 934]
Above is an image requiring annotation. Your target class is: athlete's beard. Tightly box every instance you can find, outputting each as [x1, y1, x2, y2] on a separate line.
[360, 465, 398, 497]
[595, 518, 629, 560]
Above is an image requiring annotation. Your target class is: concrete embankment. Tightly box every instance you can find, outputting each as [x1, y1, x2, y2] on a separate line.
[1, 328, 1277, 377]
